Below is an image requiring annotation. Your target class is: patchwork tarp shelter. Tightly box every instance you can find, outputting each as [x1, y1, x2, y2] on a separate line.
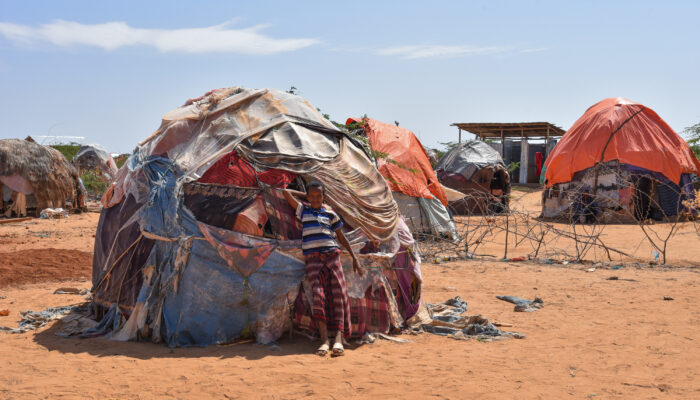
[542, 97, 700, 222]
[0, 138, 86, 217]
[435, 140, 511, 214]
[92, 87, 424, 347]
[347, 117, 457, 239]
[73, 144, 119, 181]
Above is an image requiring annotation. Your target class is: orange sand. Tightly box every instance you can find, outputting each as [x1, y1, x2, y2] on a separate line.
[0, 201, 699, 398]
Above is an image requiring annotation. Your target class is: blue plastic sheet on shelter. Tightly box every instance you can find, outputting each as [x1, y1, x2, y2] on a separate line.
[91, 87, 420, 347]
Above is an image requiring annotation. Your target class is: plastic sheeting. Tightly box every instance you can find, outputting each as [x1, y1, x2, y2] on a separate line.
[348, 117, 449, 206]
[313, 138, 399, 241]
[545, 97, 700, 187]
[197, 151, 295, 188]
[435, 140, 506, 181]
[0, 175, 34, 195]
[73, 144, 119, 181]
[92, 87, 412, 347]
[393, 192, 458, 240]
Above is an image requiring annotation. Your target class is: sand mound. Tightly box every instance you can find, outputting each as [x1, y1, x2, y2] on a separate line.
[0, 249, 92, 288]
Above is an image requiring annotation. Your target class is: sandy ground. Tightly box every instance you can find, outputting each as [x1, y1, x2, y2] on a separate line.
[1, 203, 699, 399]
[448, 189, 700, 266]
[0, 212, 99, 253]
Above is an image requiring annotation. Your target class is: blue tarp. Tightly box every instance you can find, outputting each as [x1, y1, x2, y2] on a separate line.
[97, 156, 306, 346]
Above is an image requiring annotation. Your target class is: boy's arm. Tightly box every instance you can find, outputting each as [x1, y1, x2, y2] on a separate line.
[336, 229, 364, 277]
[282, 189, 306, 211]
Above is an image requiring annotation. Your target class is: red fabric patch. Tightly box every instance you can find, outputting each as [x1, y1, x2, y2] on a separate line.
[198, 151, 296, 188]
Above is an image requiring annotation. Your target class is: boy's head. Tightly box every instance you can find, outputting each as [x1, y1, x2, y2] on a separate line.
[307, 181, 325, 209]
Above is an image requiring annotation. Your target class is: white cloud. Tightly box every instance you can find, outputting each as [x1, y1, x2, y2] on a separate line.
[0, 19, 319, 54]
[375, 44, 511, 59]
[519, 47, 548, 54]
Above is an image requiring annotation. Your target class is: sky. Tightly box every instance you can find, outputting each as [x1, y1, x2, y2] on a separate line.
[1, 1, 699, 154]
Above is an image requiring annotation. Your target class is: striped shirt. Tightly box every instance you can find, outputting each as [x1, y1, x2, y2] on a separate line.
[296, 203, 343, 254]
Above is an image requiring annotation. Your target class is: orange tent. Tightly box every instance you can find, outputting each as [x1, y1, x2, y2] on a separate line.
[545, 97, 700, 187]
[347, 118, 449, 206]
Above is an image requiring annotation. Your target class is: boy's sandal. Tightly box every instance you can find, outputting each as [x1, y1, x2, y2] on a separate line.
[331, 342, 344, 357]
[316, 343, 330, 356]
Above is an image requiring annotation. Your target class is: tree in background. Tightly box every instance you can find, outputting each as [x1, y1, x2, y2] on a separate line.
[435, 141, 458, 159]
[51, 142, 81, 162]
[683, 123, 700, 159]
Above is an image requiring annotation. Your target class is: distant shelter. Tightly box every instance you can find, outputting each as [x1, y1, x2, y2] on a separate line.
[451, 122, 565, 184]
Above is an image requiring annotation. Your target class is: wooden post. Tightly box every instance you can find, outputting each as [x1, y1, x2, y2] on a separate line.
[458, 127, 462, 144]
[545, 125, 550, 157]
[500, 127, 505, 158]
[519, 126, 529, 184]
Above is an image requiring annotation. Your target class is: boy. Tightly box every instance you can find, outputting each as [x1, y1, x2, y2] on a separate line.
[283, 181, 363, 357]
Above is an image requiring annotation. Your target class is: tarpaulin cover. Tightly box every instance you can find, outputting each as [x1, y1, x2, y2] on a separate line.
[197, 151, 295, 188]
[73, 144, 119, 181]
[392, 192, 458, 240]
[92, 87, 411, 347]
[0, 175, 34, 195]
[348, 118, 449, 206]
[313, 137, 399, 241]
[545, 97, 700, 187]
[435, 140, 505, 181]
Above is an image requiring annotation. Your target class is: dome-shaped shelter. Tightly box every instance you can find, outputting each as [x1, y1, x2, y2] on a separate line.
[92, 87, 423, 347]
[73, 144, 118, 181]
[542, 97, 700, 222]
[0, 138, 85, 217]
[435, 140, 511, 215]
[346, 117, 457, 240]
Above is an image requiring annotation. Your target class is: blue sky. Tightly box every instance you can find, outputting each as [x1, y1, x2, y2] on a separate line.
[1, 1, 699, 153]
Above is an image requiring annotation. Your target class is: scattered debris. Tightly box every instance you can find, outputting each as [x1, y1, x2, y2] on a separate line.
[0, 305, 80, 333]
[586, 268, 596, 272]
[354, 332, 411, 345]
[496, 295, 544, 312]
[611, 265, 623, 270]
[411, 297, 525, 341]
[356, 332, 378, 345]
[663, 296, 674, 301]
[0, 217, 32, 225]
[55, 309, 99, 338]
[40, 208, 69, 219]
[54, 287, 89, 295]
[606, 276, 638, 282]
[492, 322, 513, 327]
[376, 333, 411, 343]
[622, 382, 670, 392]
[0, 309, 9, 316]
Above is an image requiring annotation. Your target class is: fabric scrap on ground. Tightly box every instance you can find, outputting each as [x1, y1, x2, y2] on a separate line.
[355, 332, 412, 345]
[40, 208, 69, 219]
[0, 305, 79, 333]
[413, 296, 525, 341]
[54, 287, 90, 295]
[496, 295, 544, 312]
[55, 310, 99, 338]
